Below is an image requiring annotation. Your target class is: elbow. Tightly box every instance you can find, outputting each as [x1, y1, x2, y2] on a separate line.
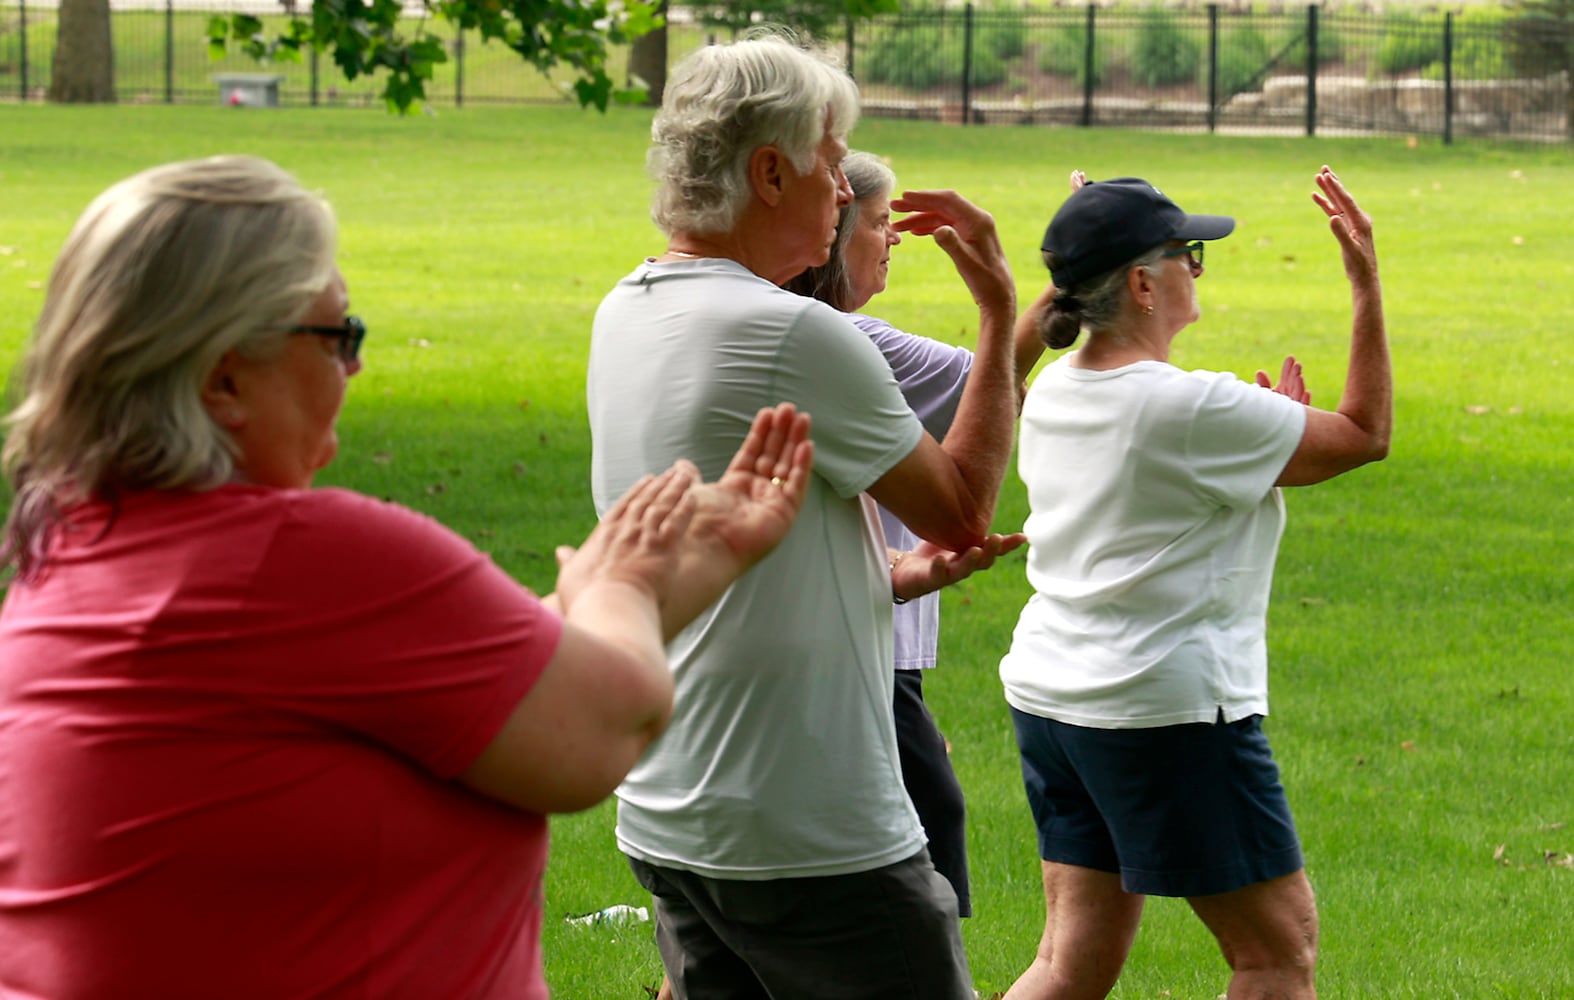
[928, 511, 994, 552]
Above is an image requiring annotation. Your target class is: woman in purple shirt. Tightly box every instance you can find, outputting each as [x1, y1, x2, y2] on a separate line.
[785, 152, 1047, 919]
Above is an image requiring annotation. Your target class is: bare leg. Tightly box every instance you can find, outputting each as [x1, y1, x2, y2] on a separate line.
[656, 975, 673, 1000]
[1003, 861, 1144, 1000]
[1188, 869, 1318, 1000]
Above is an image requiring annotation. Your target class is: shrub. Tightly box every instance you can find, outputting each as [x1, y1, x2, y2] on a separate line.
[1132, 7, 1201, 88]
[862, 23, 944, 92]
[1207, 24, 1271, 99]
[1422, 10, 1513, 81]
[1277, 17, 1348, 68]
[1376, 11, 1444, 75]
[977, 6, 1028, 61]
[1036, 20, 1107, 88]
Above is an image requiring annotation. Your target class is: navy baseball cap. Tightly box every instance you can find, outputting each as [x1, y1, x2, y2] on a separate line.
[1041, 177, 1235, 289]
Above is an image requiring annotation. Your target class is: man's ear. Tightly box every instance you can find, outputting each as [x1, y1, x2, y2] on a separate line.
[749, 145, 789, 207]
[201, 351, 246, 431]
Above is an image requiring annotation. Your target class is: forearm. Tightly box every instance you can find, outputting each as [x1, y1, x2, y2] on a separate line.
[932, 301, 1018, 533]
[1013, 282, 1055, 379]
[1336, 275, 1392, 457]
[562, 579, 674, 739]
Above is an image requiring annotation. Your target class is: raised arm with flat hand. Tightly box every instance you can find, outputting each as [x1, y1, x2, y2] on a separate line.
[460, 403, 813, 815]
[1272, 166, 1391, 487]
[866, 190, 1018, 551]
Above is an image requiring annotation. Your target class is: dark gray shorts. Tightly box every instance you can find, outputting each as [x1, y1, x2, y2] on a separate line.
[1011, 707, 1305, 897]
[628, 849, 973, 1000]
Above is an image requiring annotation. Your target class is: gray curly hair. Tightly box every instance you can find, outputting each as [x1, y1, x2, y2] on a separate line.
[648, 32, 861, 237]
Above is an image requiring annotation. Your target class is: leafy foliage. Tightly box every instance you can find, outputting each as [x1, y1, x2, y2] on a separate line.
[206, 0, 664, 113]
[1207, 23, 1270, 100]
[1131, 7, 1200, 88]
[1035, 19, 1106, 88]
[1505, 0, 1574, 77]
[1421, 7, 1512, 82]
[1375, 11, 1443, 76]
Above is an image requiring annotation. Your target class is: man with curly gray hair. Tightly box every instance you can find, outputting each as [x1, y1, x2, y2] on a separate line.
[589, 32, 1025, 1000]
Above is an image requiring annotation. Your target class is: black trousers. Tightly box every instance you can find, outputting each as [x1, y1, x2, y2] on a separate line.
[893, 669, 971, 917]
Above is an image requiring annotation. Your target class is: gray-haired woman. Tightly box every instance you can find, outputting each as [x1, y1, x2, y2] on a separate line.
[1000, 167, 1389, 1000]
[785, 150, 1042, 923]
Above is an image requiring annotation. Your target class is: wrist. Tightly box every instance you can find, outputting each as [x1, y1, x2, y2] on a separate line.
[890, 551, 910, 605]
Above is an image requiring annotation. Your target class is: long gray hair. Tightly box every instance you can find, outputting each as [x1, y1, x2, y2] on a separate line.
[2, 155, 337, 580]
[782, 151, 896, 310]
[648, 32, 861, 237]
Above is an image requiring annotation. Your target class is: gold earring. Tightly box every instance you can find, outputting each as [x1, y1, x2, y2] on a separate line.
[1143, 304, 1154, 316]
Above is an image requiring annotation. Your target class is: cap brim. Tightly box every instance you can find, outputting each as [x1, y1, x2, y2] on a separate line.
[1176, 213, 1236, 241]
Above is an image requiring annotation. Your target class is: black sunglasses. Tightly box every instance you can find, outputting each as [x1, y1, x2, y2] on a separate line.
[1161, 241, 1205, 273]
[290, 315, 366, 364]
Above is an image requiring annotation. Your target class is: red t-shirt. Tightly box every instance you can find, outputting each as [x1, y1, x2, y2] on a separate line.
[0, 485, 562, 998]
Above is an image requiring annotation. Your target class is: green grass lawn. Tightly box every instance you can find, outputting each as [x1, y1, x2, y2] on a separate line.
[1, 104, 1570, 997]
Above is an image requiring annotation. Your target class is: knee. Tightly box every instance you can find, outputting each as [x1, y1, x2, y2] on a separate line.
[1223, 922, 1317, 981]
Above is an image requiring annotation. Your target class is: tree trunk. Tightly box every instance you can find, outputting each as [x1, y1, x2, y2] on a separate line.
[627, 3, 668, 107]
[49, 0, 115, 104]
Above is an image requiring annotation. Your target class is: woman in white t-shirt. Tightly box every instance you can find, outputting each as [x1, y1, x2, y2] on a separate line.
[999, 167, 1389, 1000]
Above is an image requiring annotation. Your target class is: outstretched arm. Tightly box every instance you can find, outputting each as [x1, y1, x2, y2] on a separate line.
[461, 404, 813, 814]
[1275, 166, 1391, 487]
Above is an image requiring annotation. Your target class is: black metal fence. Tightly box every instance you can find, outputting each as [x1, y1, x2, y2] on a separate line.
[2, 2, 1570, 143]
[851, 5, 1573, 144]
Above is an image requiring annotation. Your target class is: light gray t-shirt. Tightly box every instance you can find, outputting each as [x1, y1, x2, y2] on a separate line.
[1001, 357, 1307, 729]
[588, 258, 927, 879]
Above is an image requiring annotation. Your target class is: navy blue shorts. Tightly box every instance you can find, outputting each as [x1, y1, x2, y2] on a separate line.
[1010, 707, 1304, 898]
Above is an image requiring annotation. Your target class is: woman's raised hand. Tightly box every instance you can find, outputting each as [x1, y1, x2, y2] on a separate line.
[890, 189, 1015, 315]
[1313, 165, 1377, 286]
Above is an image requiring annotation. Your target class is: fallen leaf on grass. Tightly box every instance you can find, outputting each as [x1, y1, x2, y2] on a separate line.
[1464, 405, 1491, 415]
[425, 483, 447, 496]
[1401, 740, 1416, 752]
[1493, 843, 1508, 864]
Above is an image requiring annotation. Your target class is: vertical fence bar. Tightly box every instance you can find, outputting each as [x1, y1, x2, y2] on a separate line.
[960, 3, 974, 125]
[454, 29, 464, 108]
[1081, 4, 1095, 127]
[1304, 4, 1318, 137]
[845, 16, 855, 80]
[164, 0, 174, 103]
[1207, 3, 1219, 133]
[1443, 12, 1454, 146]
[19, 0, 28, 100]
[310, 45, 319, 106]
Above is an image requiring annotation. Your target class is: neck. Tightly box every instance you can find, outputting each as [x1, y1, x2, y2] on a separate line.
[1072, 323, 1172, 370]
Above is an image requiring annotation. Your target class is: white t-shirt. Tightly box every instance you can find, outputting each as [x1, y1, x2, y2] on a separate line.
[1000, 357, 1307, 729]
[588, 258, 927, 879]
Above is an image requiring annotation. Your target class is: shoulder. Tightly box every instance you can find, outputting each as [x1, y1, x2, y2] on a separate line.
[268, 488, 491, 581]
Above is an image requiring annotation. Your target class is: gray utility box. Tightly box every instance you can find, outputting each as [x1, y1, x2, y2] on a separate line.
[215, 73, 284, 107]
